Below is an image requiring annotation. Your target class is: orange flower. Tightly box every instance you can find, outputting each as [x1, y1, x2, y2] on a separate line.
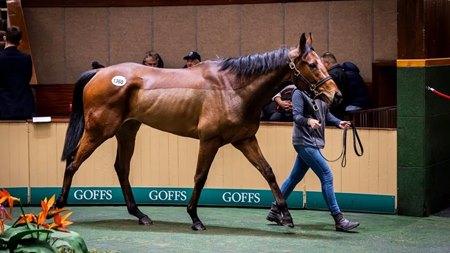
[0, 219, 4, 235]
[17, 213, 37, 225]
[0, 188, 20, 213]
[37, 195, 55, 226]
[49, 212, 73, 232]
[47, 207, 69, 218]
[0, 205, 12, 235]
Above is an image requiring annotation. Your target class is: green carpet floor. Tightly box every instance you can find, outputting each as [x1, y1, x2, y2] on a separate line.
[19, 206, 450, 253]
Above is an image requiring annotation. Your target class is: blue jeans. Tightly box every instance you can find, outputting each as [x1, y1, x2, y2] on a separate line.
[280, 145, 341, 216]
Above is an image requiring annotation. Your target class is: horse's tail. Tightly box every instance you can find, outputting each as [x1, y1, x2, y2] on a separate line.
[61, 69, 97, 161]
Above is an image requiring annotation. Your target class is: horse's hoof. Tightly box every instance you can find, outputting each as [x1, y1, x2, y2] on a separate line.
[191, 221, 206, 231]
[138, 215, 153, 225]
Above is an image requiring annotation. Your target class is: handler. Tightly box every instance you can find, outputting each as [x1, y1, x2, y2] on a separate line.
[266, 88, 360, 232]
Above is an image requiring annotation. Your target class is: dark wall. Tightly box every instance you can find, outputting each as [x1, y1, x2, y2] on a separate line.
[398, 0, 450, 59]
[424, 0, 450, 58]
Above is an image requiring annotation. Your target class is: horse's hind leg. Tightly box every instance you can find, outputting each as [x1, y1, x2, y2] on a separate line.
[232, 136, 294, 227]
[187, 138, 221, 231]
[56, 130, 110, 208]
[114, 120, 152, 225]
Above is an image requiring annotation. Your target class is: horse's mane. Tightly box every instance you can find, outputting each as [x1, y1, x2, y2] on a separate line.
[217, 48, 290, 88]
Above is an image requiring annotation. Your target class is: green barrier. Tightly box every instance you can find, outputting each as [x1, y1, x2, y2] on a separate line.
[306, 191, 396, 214]
[30, 187, 303, 208]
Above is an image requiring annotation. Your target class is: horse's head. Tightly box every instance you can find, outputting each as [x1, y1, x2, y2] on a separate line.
[288, 33, 342, 107]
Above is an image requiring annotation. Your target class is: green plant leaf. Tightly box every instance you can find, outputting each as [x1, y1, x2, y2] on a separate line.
[3, 227, 53, 251]
[51, 230, 88, 253]
[14, 238, 58, 252]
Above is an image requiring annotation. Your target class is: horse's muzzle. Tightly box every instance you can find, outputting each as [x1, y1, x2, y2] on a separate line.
[332, 92, 343, 107]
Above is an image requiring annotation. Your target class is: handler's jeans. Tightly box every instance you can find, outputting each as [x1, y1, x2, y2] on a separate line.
[280, 145, 341, 216]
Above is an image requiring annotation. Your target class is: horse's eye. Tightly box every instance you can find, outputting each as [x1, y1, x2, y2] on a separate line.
[308, 63, 317, 69]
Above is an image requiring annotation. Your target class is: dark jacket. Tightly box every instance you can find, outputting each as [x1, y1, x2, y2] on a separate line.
[342, 62, 369, 108]
[0, 46, 35, 119]
[327, 64, 348, 118]
[327, 63, 348, 93]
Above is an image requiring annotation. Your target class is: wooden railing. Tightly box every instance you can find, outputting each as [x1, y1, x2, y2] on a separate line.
[346, 106, 397, 129]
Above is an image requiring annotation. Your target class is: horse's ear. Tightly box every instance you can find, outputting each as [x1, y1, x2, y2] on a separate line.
[307, 32, 313, 46]
[299, 33, 307, 54]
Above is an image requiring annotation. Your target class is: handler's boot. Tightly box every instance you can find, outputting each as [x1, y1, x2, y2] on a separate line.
[333, 213, 360, 232]
[266, 203, 282, 225]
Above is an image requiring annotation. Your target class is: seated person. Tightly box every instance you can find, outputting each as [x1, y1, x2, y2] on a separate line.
[142, 50, 164, 68]
[261, 84, 295, 122]
[183, 51, 201, 68]
[321, 52, 369, 117]
[341, 61, 370, 111]
[321, 52, 348, 118]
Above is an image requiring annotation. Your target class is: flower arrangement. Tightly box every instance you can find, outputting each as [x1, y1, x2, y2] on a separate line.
[0, 188, 88, 253]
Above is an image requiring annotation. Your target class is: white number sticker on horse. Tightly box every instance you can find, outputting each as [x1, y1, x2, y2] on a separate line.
[111, 76, 127, 86]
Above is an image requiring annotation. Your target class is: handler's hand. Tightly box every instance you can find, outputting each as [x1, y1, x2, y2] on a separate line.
[339, 121, 351, 129]
[308, 119, 321, 129]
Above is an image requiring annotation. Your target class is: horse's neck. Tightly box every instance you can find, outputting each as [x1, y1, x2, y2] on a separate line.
[242, 65, 292, 105]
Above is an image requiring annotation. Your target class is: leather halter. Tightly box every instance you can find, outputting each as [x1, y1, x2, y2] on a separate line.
[288, 53, 332, 99]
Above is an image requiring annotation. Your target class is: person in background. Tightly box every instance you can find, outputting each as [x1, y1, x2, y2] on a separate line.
[341, 61, 370, 111]
[0, 30, 5, 51]
[321, 52, 348, 118]
[321, 52, 369, 117]
[142, 50, 164, 68]
[183, 51, 201, 68]
[0, 26, 35, 120]
[261, 84, 295, 122]
[266, 88, 360, 232]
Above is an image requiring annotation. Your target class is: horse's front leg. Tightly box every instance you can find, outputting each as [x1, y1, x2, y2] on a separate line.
[114, 120, 152, 225]
[188, 138, 221, 231]
[232, 136, 294, 227]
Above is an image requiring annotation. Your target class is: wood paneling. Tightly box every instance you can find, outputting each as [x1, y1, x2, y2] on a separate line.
[33, 84, 74, 117]
[1, 122, 396, 198]
[397, 0, 425, 59]
[398, 0, 450, 59]
[372, 60, 397, 107]
[424, 0, 450, 58]
[0, 123, 29, 187]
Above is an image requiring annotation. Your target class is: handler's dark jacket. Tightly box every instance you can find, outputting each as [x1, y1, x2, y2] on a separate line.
[0, 46, 35, 119]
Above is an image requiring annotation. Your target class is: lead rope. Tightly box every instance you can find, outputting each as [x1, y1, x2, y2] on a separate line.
[313, 122, 364, 167]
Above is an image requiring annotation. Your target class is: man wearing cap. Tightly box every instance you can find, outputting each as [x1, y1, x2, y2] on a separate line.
[183, 51, 201, 68]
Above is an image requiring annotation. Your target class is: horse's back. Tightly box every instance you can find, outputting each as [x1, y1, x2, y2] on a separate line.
[82, 62, 239, 139]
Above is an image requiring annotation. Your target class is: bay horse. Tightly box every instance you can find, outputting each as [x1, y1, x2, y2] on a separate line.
[56, 33, 342, 230]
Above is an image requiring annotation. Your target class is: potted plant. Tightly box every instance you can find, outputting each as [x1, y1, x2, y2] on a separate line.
[0, 188, 88, 252]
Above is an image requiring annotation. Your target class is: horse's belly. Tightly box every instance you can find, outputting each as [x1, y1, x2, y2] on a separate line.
[137, 115, 200, 139]
[130, 93, 201, 139]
